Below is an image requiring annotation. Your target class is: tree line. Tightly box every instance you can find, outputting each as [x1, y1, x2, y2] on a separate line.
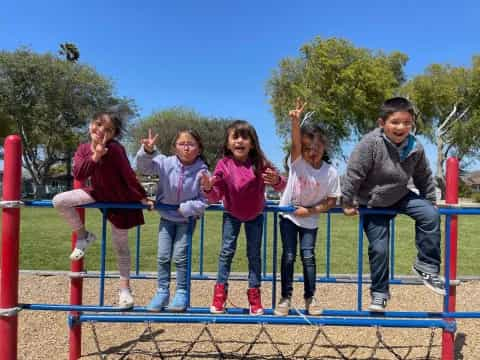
[1, 39, 479, 198]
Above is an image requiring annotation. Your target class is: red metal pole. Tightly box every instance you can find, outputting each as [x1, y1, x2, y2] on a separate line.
[441, 157, 458, 360]
[69, 179, 84, 360]
[0, 135, 22, 360]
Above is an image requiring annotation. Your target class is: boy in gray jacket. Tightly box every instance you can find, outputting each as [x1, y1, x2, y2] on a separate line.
[342, 97, 445, 312]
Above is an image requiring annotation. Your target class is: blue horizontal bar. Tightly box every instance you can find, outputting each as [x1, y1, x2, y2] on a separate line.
[76, 313, 451, 329]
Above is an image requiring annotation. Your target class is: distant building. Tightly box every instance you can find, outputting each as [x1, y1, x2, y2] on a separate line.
[461, 170, 480, 193]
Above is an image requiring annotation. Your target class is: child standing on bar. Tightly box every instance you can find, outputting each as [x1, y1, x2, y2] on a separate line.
[200, 120, 286, 315]
[274, 99, 340, 316]
[136, 128, 208, 312]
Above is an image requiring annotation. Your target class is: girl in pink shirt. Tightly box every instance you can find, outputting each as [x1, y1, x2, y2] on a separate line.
[200, 120, 286, 315]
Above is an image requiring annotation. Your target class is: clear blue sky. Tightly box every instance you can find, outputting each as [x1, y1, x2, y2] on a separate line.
[1, 0, 479, 173]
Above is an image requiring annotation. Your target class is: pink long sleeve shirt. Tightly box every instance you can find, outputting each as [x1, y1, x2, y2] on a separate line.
[204, 156, 286, 221]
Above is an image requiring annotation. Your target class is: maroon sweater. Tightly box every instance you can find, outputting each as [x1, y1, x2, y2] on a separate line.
[73, 140, 146, 229]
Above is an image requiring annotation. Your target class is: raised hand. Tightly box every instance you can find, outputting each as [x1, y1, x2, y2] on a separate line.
[289, 97, 307, 122]
[200, 172, 216, 192]
[91, 133, 109, 162]
[262, 167, 280, 186]
[141, 128, 158, 153]
[343, 206, 359, 216]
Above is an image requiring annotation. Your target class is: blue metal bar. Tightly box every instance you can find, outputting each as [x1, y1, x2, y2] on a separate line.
[77, 313, 451, 329]
[272, 212, 278, 309]
[389, 218, 395, 280]
[262, 212, 268, 277]
[199, 215, 205, 276]
[186, 218, 194, 308]
[326, 212, 331, 278]
[135, 225, 141, 276]
[99, 209, 107, 306]
[444, 215, 452, 311]
[357, 215, 364, 311]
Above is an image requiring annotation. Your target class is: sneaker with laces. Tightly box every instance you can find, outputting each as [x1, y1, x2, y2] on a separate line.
[210, 283, 227, 314]
[273, 297, 291, 316]
[305, 296, 322, 315]
[412, 266, 446, 296]
[70, 231, 97, 261]
[368, 295, 387, 312]
[146, 288, 170, 312]
[167, 289, 188, 312]
[247, 288, 264, 315]
[118, 288, 134, 309]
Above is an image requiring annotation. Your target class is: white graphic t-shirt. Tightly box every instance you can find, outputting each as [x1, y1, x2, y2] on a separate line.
[279, 156, 340, 229]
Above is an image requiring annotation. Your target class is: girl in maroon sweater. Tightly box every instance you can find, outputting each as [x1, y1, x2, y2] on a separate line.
[53, 111, 152, 308]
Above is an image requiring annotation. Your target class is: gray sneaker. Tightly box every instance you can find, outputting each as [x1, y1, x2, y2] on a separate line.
[412, 266, 446, 296]
[273, 297, 291, 316]
[368, 295, 387, 312]
[305, 297, 322, 315]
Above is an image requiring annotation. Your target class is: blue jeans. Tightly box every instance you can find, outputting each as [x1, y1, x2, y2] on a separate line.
[280, 216, 318, 299]
[216, 212, 264, 288]
[156, 218, 193, 291]
[363, 191, 441, 298]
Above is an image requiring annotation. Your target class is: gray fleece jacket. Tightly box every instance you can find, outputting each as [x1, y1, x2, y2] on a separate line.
[342, 128, 436, 208]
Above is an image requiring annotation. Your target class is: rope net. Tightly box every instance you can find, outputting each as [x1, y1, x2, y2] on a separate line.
[85, 322, 441, 359]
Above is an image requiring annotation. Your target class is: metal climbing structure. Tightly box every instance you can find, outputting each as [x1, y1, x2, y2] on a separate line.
[1, 134, 479, 360]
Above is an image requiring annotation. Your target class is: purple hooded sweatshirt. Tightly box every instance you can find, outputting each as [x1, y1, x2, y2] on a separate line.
[135, 146, 208, 223]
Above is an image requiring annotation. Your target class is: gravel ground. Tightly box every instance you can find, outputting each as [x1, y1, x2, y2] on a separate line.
[14, 274, 480, 359]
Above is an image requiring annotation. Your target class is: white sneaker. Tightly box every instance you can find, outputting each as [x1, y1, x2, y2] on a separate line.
[305, 297, 322, 315]
[119, 288, 134, 309]
[273, 297, 291, 316]
[69, 232, 97, 261]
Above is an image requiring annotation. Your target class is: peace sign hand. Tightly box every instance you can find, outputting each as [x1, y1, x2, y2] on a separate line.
[200, 172, 217, 192]
[288, 97, 307, 122]
[91, 134, 109, 162]
[141, 128, 159, 153]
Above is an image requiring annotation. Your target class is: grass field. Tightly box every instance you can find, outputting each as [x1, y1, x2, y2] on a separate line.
[2, 206, 479, 276]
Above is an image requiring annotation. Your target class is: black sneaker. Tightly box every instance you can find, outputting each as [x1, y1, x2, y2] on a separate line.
[412, 266, 446, 296]
[368, 295, 387, 312]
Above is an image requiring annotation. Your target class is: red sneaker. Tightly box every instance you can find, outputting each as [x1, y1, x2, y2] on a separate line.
[247, 288, 264, 315]
[210, 283, 227, 314]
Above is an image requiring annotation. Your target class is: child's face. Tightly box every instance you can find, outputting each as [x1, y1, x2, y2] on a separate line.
[301, 135, 324, 169]
[379, 111, 414, 144]
[89, 115, 115, 143]
[175, 132, 200, 165]
[227, 130, 253, 162]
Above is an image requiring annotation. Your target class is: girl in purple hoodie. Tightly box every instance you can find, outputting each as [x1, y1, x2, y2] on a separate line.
[200, 120, 286, 315]
[135, 129, 208, 312]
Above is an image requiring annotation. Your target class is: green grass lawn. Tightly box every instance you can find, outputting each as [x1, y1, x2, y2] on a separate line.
[2, 207, 480, 276]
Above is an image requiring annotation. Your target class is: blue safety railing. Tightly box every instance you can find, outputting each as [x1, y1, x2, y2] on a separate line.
[20, 200, 480, 330]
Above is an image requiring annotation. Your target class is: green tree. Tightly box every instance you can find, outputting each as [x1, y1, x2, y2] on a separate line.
[267, 37, 408, 156]
[0, 47, 136, 197]
[129, 107, 233, 169]
[402, 57, 480, 196]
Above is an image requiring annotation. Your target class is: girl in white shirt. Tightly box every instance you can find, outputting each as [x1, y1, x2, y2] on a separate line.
[274, 99, 340, 316]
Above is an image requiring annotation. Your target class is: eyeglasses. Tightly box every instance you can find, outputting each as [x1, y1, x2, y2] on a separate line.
[176, 142, 198, 149]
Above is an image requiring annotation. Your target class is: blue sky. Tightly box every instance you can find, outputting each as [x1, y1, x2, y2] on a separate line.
[1, 0, 479, 173]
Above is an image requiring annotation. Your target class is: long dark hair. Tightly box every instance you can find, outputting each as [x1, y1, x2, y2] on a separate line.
[300, 123, 331, 164]
[223, 120, 271, 173]
[91, 111, 126, 140]
[283, 123, 331, 172]
[172, 128, 208, 167]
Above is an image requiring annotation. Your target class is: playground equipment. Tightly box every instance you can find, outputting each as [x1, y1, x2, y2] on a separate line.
[1, 134, 478, 359]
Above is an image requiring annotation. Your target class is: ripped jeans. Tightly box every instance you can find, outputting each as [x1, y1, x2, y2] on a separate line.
[279, 216, 318, 299]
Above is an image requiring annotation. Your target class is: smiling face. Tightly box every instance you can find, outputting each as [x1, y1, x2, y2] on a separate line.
[227, 129, 253, 162]
[379, 111, 414, 144]
[174, 132, 200, 165]
[89, 114, 116, 143]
